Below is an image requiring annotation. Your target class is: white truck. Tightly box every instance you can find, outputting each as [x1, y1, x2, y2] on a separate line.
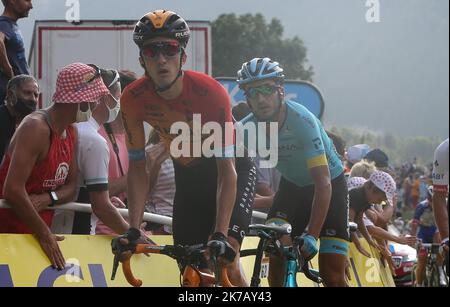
[28, 20, 212, 108]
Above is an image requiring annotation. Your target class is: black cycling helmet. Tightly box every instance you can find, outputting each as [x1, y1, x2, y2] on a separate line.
[133, 10, 190, 49]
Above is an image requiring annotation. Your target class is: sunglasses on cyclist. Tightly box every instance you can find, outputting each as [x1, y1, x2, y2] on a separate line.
[75, 64, 101, 92]
[244, 84, 279, 100]
[141, 41, 181, 59]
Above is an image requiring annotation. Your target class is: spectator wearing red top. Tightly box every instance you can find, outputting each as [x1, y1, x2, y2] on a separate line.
[0, 62, 109, 270]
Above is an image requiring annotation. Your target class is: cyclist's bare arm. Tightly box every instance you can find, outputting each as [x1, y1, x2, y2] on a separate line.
[214, 158, 237, 235]
[433, 191, 449, 241]
[122, 110, 149, 229]
[0, 32, 13, 79]
[307, 164, 332, 238]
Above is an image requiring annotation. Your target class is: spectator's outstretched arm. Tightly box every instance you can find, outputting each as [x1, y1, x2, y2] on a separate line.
[89, 190, 129, 234]
[3, 117, 65, 269]
[357, 212, 379, 250]
[368, 225, 416, 246]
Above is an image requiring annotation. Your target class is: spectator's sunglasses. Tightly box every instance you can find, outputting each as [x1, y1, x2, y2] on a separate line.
[244, 84, 280, 100]
[141, 41, 181, 59]
[75, 64, 101, 92]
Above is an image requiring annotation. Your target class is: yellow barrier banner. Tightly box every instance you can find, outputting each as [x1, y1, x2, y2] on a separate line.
[0, 234, 394, 287]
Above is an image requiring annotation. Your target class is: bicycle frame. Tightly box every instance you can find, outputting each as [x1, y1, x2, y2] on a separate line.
[112, 243, 233, 287]
[241, 223, 321, 287]
[284, 251, 299, 287]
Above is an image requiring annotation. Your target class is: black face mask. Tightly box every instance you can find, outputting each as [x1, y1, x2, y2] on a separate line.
[13, 98, 37, 117]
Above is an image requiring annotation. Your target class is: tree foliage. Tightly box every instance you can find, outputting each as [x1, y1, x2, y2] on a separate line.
[329, 127, 442, 167]
[211, 13, 314, 81]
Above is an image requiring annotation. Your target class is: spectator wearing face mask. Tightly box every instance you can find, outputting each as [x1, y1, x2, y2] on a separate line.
[0, 74, 38, 163]
[0, 62, 106, 269]
[71, 66, 129, 235]
[95, 70, 137, 235]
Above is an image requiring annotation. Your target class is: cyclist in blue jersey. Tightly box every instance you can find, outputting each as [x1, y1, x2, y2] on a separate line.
[237, 58, 349, 287]
[412, 186, 442, 286]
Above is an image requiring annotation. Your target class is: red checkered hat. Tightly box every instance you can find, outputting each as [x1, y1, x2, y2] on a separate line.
[52, 62, 109, 104]
[369, 171, 396, 206]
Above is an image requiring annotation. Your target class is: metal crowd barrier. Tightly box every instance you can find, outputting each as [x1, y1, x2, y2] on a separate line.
[0, 199, 268, 227]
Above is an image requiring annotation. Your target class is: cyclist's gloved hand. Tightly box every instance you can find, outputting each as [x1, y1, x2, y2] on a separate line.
[299, 233, 318, 261]
[111, 228, 141, 260]
[207, 232, 236, 263]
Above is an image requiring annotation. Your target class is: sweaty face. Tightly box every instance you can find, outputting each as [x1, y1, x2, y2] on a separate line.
[141, 37, 183, 89]
[243, 79, 283, 121]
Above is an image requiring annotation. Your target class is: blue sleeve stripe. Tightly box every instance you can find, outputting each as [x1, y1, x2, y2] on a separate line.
[128, 149, 146, 161]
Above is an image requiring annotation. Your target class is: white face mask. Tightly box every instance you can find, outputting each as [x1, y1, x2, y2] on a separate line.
[105, 95, 120, 123]
[76, 103, 92, 122]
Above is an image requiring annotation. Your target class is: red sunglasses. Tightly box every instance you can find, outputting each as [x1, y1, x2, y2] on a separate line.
[141, 41, 181, 58]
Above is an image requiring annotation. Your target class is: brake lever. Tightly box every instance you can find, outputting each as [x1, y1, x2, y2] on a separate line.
[111, 254, 120, 281]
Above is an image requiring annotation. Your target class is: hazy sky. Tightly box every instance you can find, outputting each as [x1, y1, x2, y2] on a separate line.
[8, 0, 449, 138]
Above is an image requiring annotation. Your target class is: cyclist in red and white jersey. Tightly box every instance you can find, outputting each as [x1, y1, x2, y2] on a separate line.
[431, 138, 448, 275]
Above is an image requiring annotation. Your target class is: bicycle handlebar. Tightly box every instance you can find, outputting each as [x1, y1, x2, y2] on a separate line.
[112, 243, 232, 287]
[249, 223, 292, 236]
[245, 224, 322, 286]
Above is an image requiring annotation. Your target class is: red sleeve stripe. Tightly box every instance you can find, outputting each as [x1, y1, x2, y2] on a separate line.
[433, 184, 448, 193]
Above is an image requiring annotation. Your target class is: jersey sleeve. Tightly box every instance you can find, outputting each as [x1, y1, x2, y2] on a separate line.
[203, 80, 235, 158]
[291, 105, 328, 169]
[414, 204, 424, 221]
[120, 87, 146, 161]
[78, 134, 110, 192]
